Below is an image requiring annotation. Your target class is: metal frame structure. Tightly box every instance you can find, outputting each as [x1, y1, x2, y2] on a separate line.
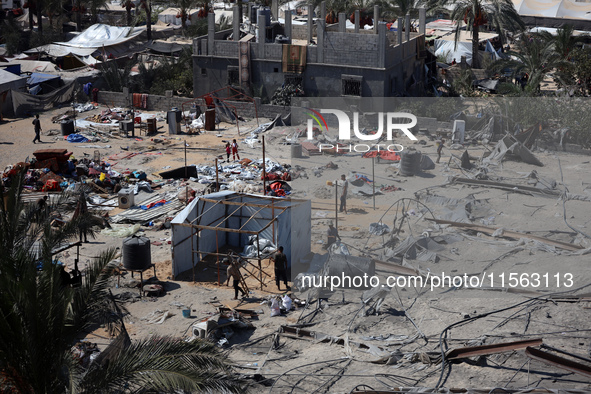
[174, 194, 289, 289]
[181, 86, 259, 135]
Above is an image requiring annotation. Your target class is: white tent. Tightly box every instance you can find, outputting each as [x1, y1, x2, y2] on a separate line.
[171, 191, 311, 279]
[434, 31, 499, 65]
[512, 0, 591, 20]
[0, 69, 27, 93]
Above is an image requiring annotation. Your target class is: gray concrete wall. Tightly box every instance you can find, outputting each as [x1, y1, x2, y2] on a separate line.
[96, 91, 191, 112]
[322, 32, 379, 68]
[96, 91, 288, 120]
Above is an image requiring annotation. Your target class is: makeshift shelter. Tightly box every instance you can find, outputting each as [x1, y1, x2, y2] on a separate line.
[26, 24, 145, 64]
[0, 69, 27, 117]
[434, 31, 499, 66]
[171, 191, 311, 282]
[0, 69, 27, 93]
[157, 8, 200, 26]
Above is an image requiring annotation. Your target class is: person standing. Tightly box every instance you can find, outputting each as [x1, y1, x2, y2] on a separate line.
[225, 258, 246, 300]
[326, 220, 340, 248]
[436, 138, 445, 164]
[225, 142, 231, 162]
[72, 190, 89, 243]
[32, 114, 42, 144]
[339, 174, 348, 214]
[231, 139, 240, 161]
[271, 246, 290, 291]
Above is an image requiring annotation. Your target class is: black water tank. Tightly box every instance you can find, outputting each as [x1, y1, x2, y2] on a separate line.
[122, 236, 151, 271]
[61, 119, 74, 136]
[400, 149, 421, 176]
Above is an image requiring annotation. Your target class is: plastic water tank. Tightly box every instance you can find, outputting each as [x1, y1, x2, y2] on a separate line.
[61, 119, 74, 136]
[399, 149, 421, 176]
[122, 236, 151, 271]
[258, 8, 271, 25]
[250, 5, 259, 22]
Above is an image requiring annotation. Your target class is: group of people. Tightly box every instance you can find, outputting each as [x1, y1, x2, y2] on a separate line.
[225, 245, 290, 300]
[224, 140, 240, 162]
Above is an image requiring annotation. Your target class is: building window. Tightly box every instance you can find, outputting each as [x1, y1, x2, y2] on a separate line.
[341, 75, 362, 97]
[227, 66, 239, 86]
[201, 68, 207, 76]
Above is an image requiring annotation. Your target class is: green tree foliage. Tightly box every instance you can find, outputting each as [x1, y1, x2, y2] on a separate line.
[0, 171, 245, 393]
[441, 0, 524, 68]
[489, 35, 562, 95]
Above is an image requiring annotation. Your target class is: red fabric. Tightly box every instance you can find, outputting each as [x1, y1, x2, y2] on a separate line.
[362, 151, 401, 162]
[269, 182, 283, 191]
[281, 172, 291, 181]
[262, 173, 280, 181]
[42, 179, 61, 192]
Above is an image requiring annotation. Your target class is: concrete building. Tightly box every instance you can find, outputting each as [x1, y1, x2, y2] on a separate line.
[192, 4, 429, 99]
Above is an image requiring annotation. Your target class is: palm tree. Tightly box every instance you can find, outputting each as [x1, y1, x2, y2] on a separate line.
[171, 0, 196, 29]
[443, 0, 524, 68]
[0, 171, 245, 393]
[87, 0, 109, 24]
[121, 0, 135, 26]
[490, 35, 561, 95]
[537, 24, 585, 60]
[44, 0, 63, 29]
[140, 0, 152, 40]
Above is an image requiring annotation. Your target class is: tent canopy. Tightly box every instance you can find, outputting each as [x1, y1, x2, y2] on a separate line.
[0, 69, 27, 93]
[27, 73, 61, 87]
[55, 24, 145, 48]
[512, 0, 591, 20]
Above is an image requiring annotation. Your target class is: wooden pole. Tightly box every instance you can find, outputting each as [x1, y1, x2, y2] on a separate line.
[215, 158, 220, 192]
[335, 180, 338, 230]
[257, 234, 263, 291]
[262, 135, 266, 195]
[372, 156, 376, 210]
[185, 141, 188, 202]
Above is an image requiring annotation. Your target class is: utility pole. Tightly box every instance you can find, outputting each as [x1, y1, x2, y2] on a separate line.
[262, 135, 266, 195]
[215, 158, 220, 192]
[372, 156, 376, 210]
[335, 180, 338, 231]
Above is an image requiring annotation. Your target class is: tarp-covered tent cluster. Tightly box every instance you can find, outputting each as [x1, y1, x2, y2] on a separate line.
[434, 30, 501, 66]
[171, 191, 311, 280]
[26, 24, 146, 68]
[0, 69, 27, 117]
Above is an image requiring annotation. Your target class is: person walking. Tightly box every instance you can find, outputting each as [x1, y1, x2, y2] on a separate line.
[271, 246, 290, 291]
[32, 114, 42, 144]
[225, 142, 231, 162]
[225, 258, 246, 300]
[231, 139, 240, 161]
[339, 174, 348, 214]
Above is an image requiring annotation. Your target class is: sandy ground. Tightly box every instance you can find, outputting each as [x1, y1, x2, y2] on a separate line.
[2, 105, 591, 393]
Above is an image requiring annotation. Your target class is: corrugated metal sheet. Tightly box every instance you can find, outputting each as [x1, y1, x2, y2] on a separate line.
[111, 194, 184, 223]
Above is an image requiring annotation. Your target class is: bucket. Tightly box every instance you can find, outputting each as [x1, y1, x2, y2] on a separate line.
[182, 309, 191, 318]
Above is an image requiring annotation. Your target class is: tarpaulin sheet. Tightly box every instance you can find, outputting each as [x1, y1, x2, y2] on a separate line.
[25, 44, 98, 57]
[55, 24, 145, 48]
[6, 60, 58, 73]
[12, 80, 81, 117]
[27, 73, 61, 87]
[0, 69, 27, 92]
[148, 40, 186, 53]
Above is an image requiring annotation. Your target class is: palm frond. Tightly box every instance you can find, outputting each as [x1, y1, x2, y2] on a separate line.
[80, 337, 245, 394]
